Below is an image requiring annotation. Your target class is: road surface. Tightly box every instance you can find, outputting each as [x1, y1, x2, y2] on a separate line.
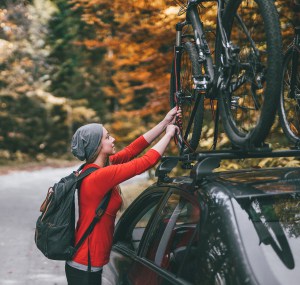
[0, 165, 148, 285]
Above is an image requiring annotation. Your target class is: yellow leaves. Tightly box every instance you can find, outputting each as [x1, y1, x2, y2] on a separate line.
[61, 0, 297, 155]
[256, 157, 300, 168]
[216, 156, 300, 173]
[285, 159, 300, 168]
[110, 111, 148, 141]
[164, 6, 178, 16]
[16, 85, 31, 94]
[258, 157, 276, 168]
[218, 161, 241, 172]
[204, 99, 217, 110]
[0, 39, 15, 63]
[72, 106, 98, 121]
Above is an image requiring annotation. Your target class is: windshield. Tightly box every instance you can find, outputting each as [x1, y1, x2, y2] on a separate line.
[233, 193, 300, 285]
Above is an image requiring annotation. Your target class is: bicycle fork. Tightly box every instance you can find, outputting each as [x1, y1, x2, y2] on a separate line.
[186, 4, 214, 88]
[173, 41, 196, 153]
[174, 22, 204, 153]
[174, 3, 221, 151]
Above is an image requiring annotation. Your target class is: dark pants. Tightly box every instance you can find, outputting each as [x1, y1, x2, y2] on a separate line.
[65, 263, 102, 285]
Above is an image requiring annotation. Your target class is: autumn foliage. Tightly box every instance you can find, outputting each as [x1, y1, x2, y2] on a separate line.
[0, 0, 298, 163]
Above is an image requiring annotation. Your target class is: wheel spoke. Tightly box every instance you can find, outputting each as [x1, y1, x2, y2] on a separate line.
[170, 41, 204, 153]
[226, 1, 268, 134]
[281, 49, 300, 141]
[217, 0, 282, 147]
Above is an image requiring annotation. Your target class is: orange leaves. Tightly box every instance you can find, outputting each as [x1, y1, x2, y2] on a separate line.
[73, 39, 107, 49]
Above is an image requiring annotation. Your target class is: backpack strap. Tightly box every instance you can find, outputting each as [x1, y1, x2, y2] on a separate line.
[73, 190, 112, 253]
[76, 166, 98, 181]
[75, 166, 98, 191]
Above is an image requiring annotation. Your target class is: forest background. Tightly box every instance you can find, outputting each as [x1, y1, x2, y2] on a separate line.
[0, 0, 299, 170]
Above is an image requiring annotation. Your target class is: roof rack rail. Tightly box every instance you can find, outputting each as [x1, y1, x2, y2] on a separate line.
[155, 149, 300, 183]
[195, 148, 300, 160]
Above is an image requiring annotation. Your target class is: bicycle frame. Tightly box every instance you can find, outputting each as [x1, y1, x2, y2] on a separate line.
[174, 1, 220, 91]
[176, 0, 248, 88]
[173, 0, 230, 150]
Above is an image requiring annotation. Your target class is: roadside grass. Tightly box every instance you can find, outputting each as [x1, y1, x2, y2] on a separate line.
[0, 158, 79, 175]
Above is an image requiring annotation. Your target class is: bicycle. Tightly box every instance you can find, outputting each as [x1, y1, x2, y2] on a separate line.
[170, 0, 283, 154]
[278, 25, 300, 147]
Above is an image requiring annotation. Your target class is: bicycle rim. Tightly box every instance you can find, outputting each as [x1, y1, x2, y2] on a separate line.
[217, 0, 282, 147]
[279, 48, 300, 144]
[170, 41, 204, 154]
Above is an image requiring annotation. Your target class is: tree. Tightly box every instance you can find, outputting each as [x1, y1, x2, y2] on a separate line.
[0, 1, 51, 159]
[1, 0, 297, 161]
[47, 0, 109, 121]
[0, 0, 98, 160]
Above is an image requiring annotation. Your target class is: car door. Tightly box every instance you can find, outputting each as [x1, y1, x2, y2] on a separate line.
[102, 186, 168, 285]
[125, 188, 201, 285]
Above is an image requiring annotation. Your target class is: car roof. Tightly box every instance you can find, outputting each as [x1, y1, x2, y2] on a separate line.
[155, 151, 300, 199]
[207, 167, 300, 198]
[167, 167, 300, 199]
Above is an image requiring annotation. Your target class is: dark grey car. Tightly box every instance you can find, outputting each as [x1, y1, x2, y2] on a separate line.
[103, 156, 300, 285]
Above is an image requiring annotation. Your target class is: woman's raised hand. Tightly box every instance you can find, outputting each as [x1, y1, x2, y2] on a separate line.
[165, 124, 180, 138]
[143, 107, 181, 144]
[163, 107, 182, 125]
[151, 121, 180, 155]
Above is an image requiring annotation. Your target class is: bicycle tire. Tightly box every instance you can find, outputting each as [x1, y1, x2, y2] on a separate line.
[170, 41, 204, 154]
[216, 0, 282, 148]
[278, 47, 300, 145]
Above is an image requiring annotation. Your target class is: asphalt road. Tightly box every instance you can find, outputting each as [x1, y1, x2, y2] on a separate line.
[0, 166, 76, 285]
[0, 166, 148, 285]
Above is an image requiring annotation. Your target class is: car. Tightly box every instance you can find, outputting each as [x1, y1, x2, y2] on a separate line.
[102, 150, 300, 285]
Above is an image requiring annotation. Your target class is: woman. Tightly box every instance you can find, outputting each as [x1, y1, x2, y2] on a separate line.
[66, 107, 181, 285]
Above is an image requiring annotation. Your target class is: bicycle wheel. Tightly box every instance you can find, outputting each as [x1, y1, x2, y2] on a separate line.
[170, 41, 204, 154]
[216, 0, 282, 148]
[279, 47, 300, 145]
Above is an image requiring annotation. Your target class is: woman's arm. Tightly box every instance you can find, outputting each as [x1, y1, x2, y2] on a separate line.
[110, 108, 181, 164]
[92, 125, 179, 196]
[143, 107, 181, 144]
[151, 125, 179, 156]
[110, 136, 149, 164]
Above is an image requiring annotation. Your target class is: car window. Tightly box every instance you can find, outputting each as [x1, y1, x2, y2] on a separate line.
[144, 192, 200, 279]
[235, 193, 300, 285]
[131, 204, 156, 251]
[114, 192, 164, 253]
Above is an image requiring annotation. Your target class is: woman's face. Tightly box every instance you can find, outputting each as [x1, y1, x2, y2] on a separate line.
[100, 127, 116, 155]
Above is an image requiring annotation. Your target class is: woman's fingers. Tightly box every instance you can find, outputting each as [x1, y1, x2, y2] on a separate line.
[166, 124, 180, 137]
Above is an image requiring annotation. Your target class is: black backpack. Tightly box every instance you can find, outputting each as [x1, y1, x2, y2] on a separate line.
[34, 164, 111, 261]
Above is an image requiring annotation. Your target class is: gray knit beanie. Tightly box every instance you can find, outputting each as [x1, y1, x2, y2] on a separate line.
[71, 123, 103, 161]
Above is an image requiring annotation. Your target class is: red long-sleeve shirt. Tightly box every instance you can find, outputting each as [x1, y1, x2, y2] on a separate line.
[72, 135, 161, 267]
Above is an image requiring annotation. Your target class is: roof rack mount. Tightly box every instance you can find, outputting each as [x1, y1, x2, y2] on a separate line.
[155, 149, 300, 183]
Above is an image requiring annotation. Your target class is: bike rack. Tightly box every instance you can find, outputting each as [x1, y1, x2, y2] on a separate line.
[155, 149, 300, 183]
